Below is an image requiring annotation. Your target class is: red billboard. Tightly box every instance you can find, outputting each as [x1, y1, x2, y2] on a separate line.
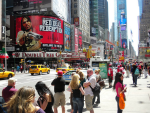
[74, 27, 78, 52]
[78, 29, 82, 49]
[15, 16, 64, 51]
[74, 17, 79, 26]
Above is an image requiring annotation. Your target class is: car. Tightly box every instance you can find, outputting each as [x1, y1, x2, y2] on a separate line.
[29, 65, 50, 75]
[56, 65, 74, 74]
[0, 68, 15, 79]
[62, 70, 87, 83]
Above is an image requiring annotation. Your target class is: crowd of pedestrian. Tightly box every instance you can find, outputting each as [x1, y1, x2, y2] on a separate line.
[0, 60, 149, 113]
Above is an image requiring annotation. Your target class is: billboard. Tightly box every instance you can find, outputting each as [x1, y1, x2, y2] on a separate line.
[96, 45, 104, 59]
[15, 16, 64, 51]
[121, 25, 126, 31]
[13, 0, 51, 11]
[74, 27, 78, 52]
[74, 17, 79, 26]
[120, 11, 126, 25]
[78, 29, 82, 49]
[64, 22, 71, 51]
[122, 39, 127, 49]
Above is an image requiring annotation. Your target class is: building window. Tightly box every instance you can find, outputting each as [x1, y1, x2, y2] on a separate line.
[74, 3, 77, 8]
[74, 0, 77, 1]
[74, 10, 77, 14]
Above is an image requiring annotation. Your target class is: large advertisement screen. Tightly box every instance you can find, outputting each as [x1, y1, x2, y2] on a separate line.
[122, 39, 127, 49]
[15, 16, 64, 51]
[13, 0, 51, 11]
[64, 22, 71, 52]
[78, 29, 82, 49]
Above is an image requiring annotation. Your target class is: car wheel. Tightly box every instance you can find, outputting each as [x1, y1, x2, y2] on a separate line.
[39, 71, 42, 75]
[31, 73, 34, 75]
[7, 74, 12, 79]
[47, 70, 50, 74]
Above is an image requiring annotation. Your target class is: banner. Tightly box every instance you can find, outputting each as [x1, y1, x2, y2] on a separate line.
[78, 29, 82, 49]
[64, 22, 71, 51]
[13, 0, 51, 11]
[119, 49, 124, 61]
[99, 63, 107, 79]
[74, 17, 79, 26]
[15, 16, 64, 51]
[74, 27, 78, 52]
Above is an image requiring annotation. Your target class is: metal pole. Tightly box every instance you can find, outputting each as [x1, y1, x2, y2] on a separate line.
[24, 57, 25, 73]
[5, 26, 7, 71]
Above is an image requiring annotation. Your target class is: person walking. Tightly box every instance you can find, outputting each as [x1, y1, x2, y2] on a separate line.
[92, 69, 101, 105]
[132, 63, 138, 86]
[125, 63, 130, 78]
[2, 78, 18, 102]
[69, 74, 85, 113]
[144, 63, 148, 78]
[108, 64, 113, 88]
[113, 73, 127, 113]
[3, 86, 45, 113]
[51, 70, 65, 113]
[20, 64, 23, 73]
[83, 69, 96, 113]
[35, 81, 54, 113]
[17, 65, 20, 73]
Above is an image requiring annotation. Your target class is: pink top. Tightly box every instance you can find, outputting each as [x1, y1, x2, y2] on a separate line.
[115, 82, 124, 97]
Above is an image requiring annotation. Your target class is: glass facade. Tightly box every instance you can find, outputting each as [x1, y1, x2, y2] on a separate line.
[138, 0, 143, 17]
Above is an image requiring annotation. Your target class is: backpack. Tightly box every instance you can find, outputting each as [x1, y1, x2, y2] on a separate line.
[134, 68, 139, 75]
[89, 83, 100, 96]
[0, 96, 7, 113]
[119, 93, 125, 109]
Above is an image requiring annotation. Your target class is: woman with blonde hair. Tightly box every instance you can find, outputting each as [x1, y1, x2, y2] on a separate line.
[76, 69, 80, 74]
[3, 86, 45, 113]
[78, 71, 86, 87]
[69, 74, 85, 113]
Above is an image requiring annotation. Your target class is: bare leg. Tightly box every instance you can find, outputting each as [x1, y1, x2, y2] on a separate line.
[54, 108, 58, 113]
[61, 106, 65, 113]
[90, 109, 94, 113]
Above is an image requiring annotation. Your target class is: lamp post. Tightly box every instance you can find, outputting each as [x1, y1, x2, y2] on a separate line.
[12, 53, 16, 73]
[24, 56, 26, 73]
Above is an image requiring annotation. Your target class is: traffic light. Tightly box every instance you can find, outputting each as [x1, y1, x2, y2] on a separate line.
[21, 59, 24, 62]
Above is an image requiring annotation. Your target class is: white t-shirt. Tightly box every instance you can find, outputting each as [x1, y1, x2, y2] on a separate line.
[84, 75, 96, 96]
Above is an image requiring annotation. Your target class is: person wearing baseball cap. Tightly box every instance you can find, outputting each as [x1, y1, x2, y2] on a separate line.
[51, 70, 66, 113]
[2, 78, 18, 102]
[108, 64, 113, 88]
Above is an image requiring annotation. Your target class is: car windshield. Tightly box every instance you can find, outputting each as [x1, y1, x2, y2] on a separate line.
[31, 66, 37, 68]
[60, 66, 67, 68]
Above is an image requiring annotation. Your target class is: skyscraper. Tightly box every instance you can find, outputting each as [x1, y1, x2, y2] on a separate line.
[90, 0, 108, 40]
[138, 0, 143, 17]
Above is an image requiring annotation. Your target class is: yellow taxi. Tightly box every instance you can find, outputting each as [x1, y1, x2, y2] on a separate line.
[56, 65, 74, 74]
[29, 65, 50, 75]
[0, 68, 15, 79]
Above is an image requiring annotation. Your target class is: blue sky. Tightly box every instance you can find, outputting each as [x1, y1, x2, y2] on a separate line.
[108, 0, 139, 55]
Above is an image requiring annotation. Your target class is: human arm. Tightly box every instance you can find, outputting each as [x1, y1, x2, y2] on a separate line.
[38, 94, 49, 110]
[51, 79, 55, 86]
[83, 81, 91, 87]
[79, 86, 85, 95]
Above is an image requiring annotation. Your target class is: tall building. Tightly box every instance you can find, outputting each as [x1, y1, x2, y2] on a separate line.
[90, 0, 108, 40]
[114, 0, 127, 41]
[138, 0, 143, 17]
[71, 0, 90, 48]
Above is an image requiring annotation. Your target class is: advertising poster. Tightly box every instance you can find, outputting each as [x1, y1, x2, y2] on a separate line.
[99, 63, 107, 79]
[71, 25, 75, 52]
[121, 25, 126, 31]
[13, 0, 51, 11]
[74, 17, 79, 26]
[96, 45, 104, 59]
[15, 16, 64, 51]
[74, 27, 78, 52]
[64, 22, 71, 51]
[122, 39, 127, 49]
[78, 29, 82, 49]
[119, 49, 124, 61]
[120, 11, 127, 25]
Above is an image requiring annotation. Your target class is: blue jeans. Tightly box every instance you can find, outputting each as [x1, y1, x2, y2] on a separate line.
[115, 96, 122, 113]
[73, 97, 83, 113]
[133, 74, 137, 85]
[92, 93, 100, 104]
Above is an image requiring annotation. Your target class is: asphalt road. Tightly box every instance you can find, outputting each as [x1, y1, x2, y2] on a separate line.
[0, 69, 71, 102]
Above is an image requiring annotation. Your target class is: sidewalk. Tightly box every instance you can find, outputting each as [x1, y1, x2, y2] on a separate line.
[57, 74, 150, 113]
